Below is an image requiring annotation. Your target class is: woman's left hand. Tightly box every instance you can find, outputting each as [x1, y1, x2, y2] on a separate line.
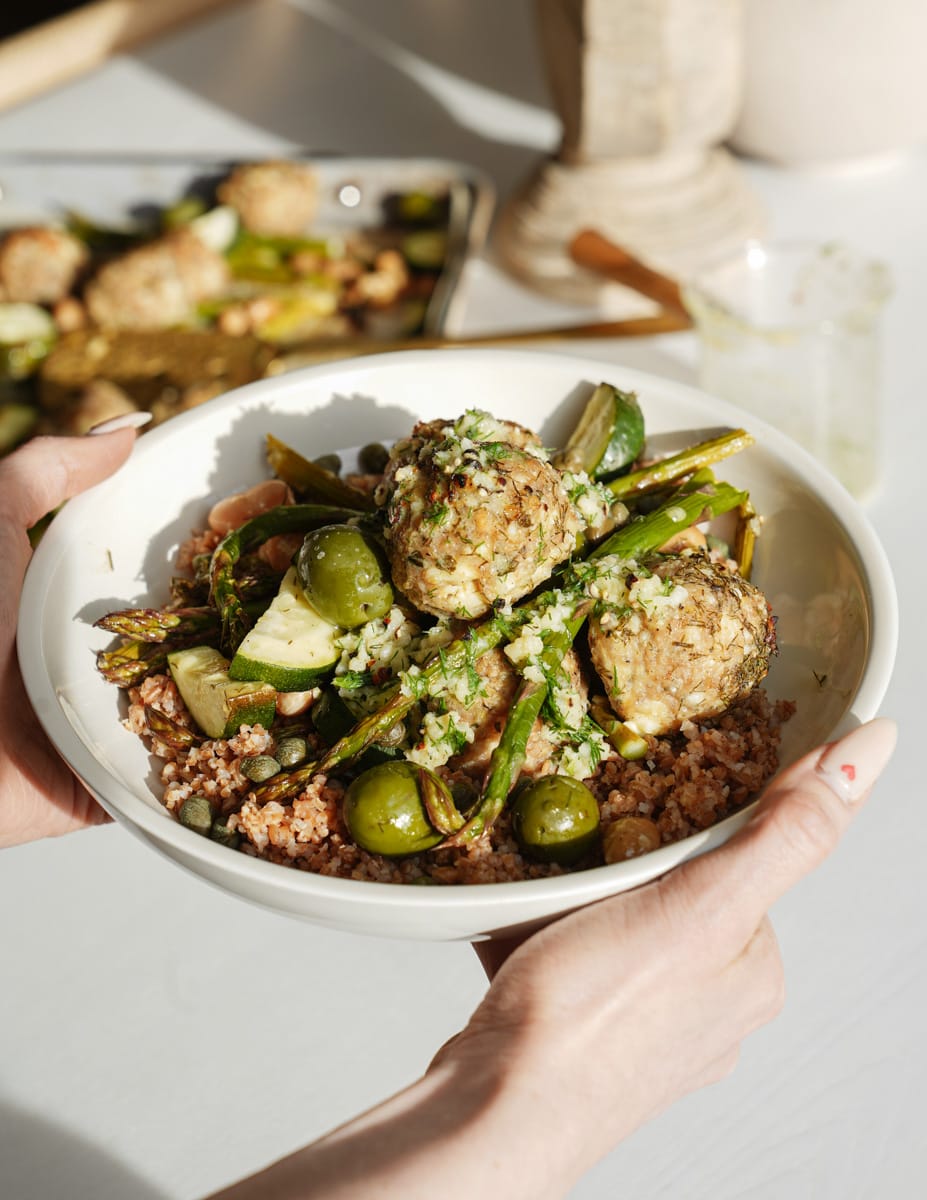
[0, 429, 137, 848]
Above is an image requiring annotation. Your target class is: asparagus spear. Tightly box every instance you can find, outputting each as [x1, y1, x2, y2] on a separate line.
[252, 480, 747, 806]
[96, 593, 273, 691]
[98, 564, 282, 645]
[734, 496, 759, 580]
[95, 606, 220, 644]
[266, 434, 376, 511]
[588, 477, 746, 563]
[419, 768, 466, 836]
[96, 642, 173, 688]
[145, 706, 202, 749]
[588, 697, 649, 761]
[608, 429, 753, 501]
[441, 606, 591, 846]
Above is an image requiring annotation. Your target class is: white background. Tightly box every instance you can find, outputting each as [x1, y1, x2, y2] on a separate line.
[1, 3, 924, 1198]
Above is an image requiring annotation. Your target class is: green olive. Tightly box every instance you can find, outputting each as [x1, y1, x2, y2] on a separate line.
[296, 523, 393, 628]
[511, 776, 600, 865]
[343, 761, 448, 857]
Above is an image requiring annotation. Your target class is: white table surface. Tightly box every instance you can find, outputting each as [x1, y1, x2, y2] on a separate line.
[1, 3, 924, 1198]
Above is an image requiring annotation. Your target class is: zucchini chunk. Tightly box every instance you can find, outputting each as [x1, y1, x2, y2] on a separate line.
[229, 566, 341, 691]
[557, 381, 645, 478]
[168, 645, 276, 740]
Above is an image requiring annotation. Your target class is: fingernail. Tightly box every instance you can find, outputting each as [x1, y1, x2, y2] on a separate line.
[87, 411, 153, 436]
[815, 718, 898, 804]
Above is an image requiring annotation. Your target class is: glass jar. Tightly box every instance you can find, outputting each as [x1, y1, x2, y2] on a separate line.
[683, 240, 892, 500]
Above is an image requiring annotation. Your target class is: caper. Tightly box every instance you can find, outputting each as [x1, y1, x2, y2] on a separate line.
[357, 442, 390, 475]
[210, 817, 241, 849]
[375, 720, 406, 750]
[275, 736, 309, 767]
[343, 761, 447, 857]
[296, 523, 393, 628]
[240, 754, 282, 782]
[511, 776, 600, 865]
[313, 453, 342, 475]
[178, 794, 214, 836]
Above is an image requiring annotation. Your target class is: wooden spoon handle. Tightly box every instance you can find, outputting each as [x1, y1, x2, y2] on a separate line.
[267, 310, 693, 371]
[569, 229, 690, 319]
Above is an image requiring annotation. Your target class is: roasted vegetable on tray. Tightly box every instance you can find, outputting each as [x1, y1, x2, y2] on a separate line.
[0, 158, 460, 452]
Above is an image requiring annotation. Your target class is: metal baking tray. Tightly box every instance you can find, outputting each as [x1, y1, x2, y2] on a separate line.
[0, 151, 495, 337]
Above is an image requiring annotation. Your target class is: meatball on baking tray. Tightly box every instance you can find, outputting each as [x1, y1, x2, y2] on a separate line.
[0, 153, 493, 449]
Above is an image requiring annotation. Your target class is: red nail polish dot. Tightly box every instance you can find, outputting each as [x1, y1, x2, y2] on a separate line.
[841, 763, 856, 782]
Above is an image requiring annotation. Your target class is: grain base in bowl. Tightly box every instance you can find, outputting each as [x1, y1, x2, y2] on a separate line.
[128, 677, 792, 885]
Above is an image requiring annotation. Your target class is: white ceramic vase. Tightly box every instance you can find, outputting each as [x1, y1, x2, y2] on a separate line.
[494, 0, 765, 309]
[731, 0, 927, 166]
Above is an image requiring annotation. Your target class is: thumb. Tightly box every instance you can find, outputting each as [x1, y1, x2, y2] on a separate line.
[671, 718, 898, 939]
[0, 429, 138, 530]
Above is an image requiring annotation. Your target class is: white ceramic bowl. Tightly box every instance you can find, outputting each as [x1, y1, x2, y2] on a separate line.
[18, 349, 897, 941]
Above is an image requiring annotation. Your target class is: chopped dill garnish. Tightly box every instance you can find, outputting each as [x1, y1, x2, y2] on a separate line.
[335, 670, 373, 692]
[481, 441, 508, 462]
[548, 717, 606, 768]
[425, 502, 449, 526]
[536, 523, 547, 564]
[444, 722, 470, 755]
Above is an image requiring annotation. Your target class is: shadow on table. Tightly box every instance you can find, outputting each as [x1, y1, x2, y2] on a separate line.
[0, 1100, 169, 1200]
[136, 0, 554, 201]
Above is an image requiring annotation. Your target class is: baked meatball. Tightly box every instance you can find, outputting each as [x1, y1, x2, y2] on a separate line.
[216, 160, 318, 237]
[380, 417, 583, 619]
[84, 229, 229, 329]
[443, 645, 587, 777]
[0, 226, 88, 304]
[587, 553, 775, 736]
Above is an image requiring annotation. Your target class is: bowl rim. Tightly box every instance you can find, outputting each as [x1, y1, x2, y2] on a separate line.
[18, 347, 899, 912]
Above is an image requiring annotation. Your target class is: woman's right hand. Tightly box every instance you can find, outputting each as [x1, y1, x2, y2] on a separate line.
[210, 719, 896, 1200]
[445, 718, 898, 1193]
